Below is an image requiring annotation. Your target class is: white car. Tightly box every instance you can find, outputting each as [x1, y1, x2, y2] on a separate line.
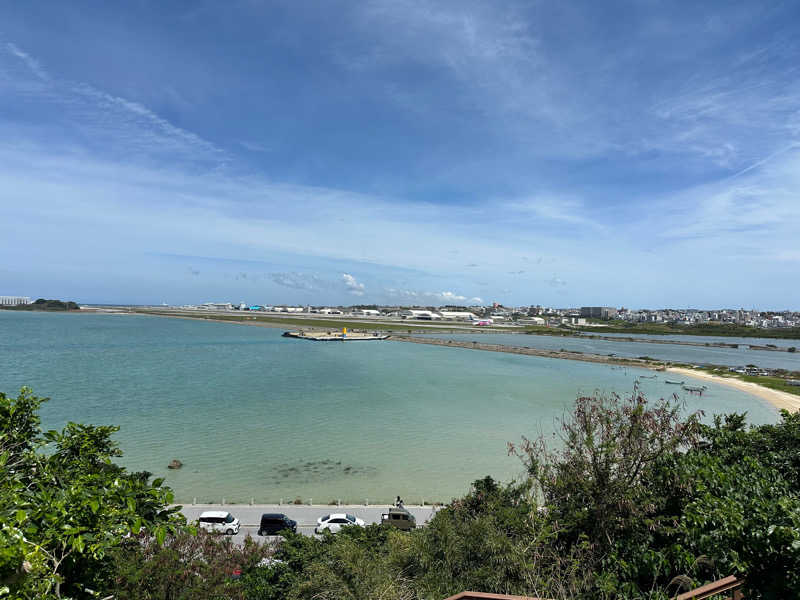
[197, 511, 240, 535]
[314, 513, 365, 534]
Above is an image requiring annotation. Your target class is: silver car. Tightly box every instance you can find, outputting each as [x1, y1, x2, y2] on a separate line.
[314, 513, 365, 533]
[198, 511, 240, 535]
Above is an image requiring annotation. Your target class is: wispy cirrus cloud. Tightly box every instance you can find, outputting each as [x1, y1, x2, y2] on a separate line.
[270, 272, 325, 291]
[5, 42, 49, 81]
[2, 4, 800, 308]
[1, 41, 226, 168]
[643, 37, 800, 169]
[503, 195, 598, 228]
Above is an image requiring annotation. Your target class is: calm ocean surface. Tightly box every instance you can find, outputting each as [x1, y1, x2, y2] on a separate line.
[0, 312, 779, 503]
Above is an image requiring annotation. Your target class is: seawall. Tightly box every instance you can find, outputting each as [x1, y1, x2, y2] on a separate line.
[389, 335, 661, 369]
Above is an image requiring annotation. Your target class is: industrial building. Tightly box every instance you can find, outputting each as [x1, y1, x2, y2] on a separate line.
[580, 306, 619, 320]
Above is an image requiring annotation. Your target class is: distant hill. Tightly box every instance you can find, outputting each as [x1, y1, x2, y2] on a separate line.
[3, 298, 80, 311]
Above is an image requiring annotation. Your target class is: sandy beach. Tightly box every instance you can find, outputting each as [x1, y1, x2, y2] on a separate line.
[667, 367, 800, 413]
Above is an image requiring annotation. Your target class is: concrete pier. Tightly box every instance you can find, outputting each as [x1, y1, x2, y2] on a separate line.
[283, 330, 389, 341]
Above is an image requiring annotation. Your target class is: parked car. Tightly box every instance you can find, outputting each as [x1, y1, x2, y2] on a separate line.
[258, 513, 297, 536]
[197, 511, 240, 535]
[314, 513, 365, 534]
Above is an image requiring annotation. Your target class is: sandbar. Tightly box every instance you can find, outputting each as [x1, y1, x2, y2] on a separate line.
[667, 367, 799, 413]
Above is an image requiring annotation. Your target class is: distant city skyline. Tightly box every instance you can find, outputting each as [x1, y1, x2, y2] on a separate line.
[5, 295, 798, 314]
[2, 1, 799, 307]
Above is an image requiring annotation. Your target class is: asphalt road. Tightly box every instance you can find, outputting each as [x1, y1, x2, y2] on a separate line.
[178, 503, 438, 544]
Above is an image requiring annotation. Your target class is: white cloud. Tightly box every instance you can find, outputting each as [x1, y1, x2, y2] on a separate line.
[270, 272, 324, 290]
[385, 288, 483, 305]
[344, 1, 579, 141]
[645, 40, 800, 168]
[2, 30, 798, 307]
[503, 195, 598, 228]
[342, 273, 366, 296]
[1, 41, 225, 168]
[5, 42, 49, 81]
[646, 148, 800, 247]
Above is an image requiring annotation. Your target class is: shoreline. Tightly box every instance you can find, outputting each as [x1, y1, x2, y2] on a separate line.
[666, 367, 800, 413]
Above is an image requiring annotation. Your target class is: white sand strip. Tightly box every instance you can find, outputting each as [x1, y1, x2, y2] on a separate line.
[667, 367, 800, 413]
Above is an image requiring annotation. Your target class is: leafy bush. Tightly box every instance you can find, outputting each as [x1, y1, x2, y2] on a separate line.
[109, 530, 274, 600]
[5, 386, 799, 599]
[0, 388, 184, 599]
[511, 395, 800, 599]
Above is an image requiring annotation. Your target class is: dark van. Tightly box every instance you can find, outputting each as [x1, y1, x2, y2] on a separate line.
[380, 506, 416, 531]
[258, 513, 297, 536]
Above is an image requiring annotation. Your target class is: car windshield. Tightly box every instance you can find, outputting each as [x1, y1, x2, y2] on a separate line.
[320, 514, 330, 522]
[346, 514, 356, 522]
[225, 514, 234, 523]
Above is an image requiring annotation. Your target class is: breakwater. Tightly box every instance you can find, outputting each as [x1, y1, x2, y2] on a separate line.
[390, 335, 662, 368]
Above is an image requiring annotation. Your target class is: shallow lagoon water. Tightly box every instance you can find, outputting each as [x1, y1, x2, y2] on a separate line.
[0, 312, 778, 503]
[418, 332, 800, 371]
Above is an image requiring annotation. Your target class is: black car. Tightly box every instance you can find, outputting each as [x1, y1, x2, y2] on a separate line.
[258, 513, 297, 536]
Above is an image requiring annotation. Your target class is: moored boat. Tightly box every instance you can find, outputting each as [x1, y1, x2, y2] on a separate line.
[683, 385, 706, 393]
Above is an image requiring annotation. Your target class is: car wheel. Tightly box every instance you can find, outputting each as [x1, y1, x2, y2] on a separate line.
[226, 528, 234, 535]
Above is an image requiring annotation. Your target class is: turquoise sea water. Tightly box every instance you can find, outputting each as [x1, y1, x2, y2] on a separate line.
[0, 312, 778, 503]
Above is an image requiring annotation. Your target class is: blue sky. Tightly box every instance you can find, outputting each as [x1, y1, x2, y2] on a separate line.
[1, 1, 799, 308]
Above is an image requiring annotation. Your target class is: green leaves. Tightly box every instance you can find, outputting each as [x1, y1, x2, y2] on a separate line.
[154, 526, 166, 547]
[0, 387, 183, 599]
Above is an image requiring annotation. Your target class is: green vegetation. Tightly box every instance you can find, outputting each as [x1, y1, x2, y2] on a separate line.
[0, 388, 183, 599]
[2, 299, 79, 311]
[522, 325, 574, 335]
[3, 386, 799, 598]
[108, 530, 271, 600]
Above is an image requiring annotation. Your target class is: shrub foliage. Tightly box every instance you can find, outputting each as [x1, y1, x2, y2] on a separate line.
[2, 386, 799, 599]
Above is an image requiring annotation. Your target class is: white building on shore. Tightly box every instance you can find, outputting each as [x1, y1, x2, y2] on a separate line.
[0, 296, 31, 306]
[439, 311, 479, 321]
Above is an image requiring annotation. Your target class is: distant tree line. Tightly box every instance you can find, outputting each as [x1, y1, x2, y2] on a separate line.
[2, 299, 79, 311]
